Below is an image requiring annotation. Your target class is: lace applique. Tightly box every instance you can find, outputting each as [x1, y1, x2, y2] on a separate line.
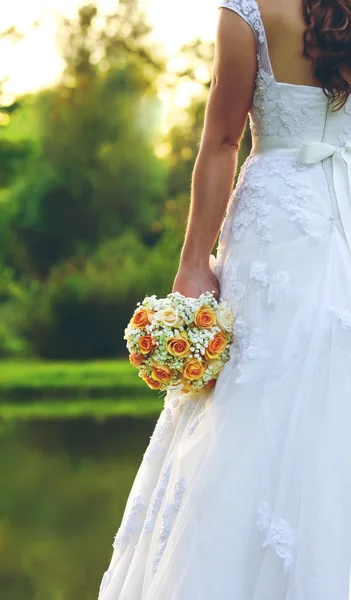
[113, 494, 146, 554]
[231, 317, 272, 382]
[267, 157, 322, 239]
[98, 570, 112, 599]
[223, 257, 247, 308]
[143, 407, 173, 462]
[219, 0, 265, 43]
[268, 271, 291, 306]
[328, 305, 351, 330]
[232, 316, 271, 360]
[152, 477, 186, 574]
[250, 260, 269, 286]
[142, 456, 173, 537]
[278, 194, 312, 236]
[231, 153, 319, 243]
[231, 156, 273, 244]
[229, 278, 247, 304]
[250, 261, 291, 307]
[226, 153, 321, 248]
[232, 317, 250, 355]
[251, 62, 315, 139]
[257, 501, 297, 574]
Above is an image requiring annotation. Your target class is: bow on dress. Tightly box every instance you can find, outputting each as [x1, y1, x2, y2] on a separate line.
[297, 141, 351, 255]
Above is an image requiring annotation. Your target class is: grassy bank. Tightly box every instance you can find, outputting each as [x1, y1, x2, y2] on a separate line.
[0, 397, 164, 420]
[0, 360, 163, 419]
[0, 359, 150, 399]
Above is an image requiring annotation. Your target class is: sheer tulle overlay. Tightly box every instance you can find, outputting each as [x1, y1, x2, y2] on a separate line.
[99, 1, 351, 598]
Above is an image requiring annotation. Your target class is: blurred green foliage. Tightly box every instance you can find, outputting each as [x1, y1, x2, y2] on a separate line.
[18, 229, 181, 358]
[2, 2, 167, 279]
[0, 1, 250, 360]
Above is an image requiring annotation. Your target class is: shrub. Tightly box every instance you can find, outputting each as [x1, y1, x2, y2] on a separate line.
[0, 322, 26, 358]
[19, 230, 181, 359]
[0, 268, 29, 358]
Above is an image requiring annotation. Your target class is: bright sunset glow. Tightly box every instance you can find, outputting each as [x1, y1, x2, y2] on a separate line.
[1, 0, 218, 98]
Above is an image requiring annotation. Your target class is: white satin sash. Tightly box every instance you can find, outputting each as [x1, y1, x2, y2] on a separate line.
[251, 136, 351, 255]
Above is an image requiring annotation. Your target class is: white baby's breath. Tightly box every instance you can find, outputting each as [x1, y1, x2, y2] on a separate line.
[125, 290, 233, 396]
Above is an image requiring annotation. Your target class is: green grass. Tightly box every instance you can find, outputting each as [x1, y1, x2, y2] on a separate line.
[0, 359, 164, 418]
[0, 397, 164, 420]
[0, 359, 152, 400]
[0, 358, 140, 387]
[0, 359, 163, 420]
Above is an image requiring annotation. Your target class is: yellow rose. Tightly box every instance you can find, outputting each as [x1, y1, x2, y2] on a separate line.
[216, 302, 234, 333]
[166, 336, 191, 358]
[131, 308, 150, 328]
[204, 332, 227, 360]
[142, 373, 162, 390]
[129, 353, 145, 368]
[180, 379, 193, 394]
[208, 358, 225, 377]
[153, 307, 184, 327]
[137, 335, 154, 355]
[183, 358, 206, 381]
[151, 363, 173, 384]
[194, 306, 216, 329]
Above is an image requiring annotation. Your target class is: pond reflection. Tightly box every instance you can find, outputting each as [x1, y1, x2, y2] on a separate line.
[0, 415, 157, 600]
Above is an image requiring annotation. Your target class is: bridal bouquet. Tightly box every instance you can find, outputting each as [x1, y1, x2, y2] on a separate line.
[124, 290, 234, 396]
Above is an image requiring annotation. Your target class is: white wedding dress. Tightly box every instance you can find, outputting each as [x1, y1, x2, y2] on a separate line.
[99, 1, 351, 598]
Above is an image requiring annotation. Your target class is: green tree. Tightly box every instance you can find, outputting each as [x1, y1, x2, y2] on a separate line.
[9, 2, 167, 277]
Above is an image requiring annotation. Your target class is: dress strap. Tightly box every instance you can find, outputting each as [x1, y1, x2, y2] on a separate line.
[218, 0, 274, 78]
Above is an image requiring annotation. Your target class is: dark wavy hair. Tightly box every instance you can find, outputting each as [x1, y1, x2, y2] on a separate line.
[302, 0, 351, 110]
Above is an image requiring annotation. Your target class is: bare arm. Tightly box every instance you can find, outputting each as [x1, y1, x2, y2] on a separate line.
[172, 8, 257, 298]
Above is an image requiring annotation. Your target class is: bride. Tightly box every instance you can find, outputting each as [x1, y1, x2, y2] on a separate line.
[99, 0, 351, 598]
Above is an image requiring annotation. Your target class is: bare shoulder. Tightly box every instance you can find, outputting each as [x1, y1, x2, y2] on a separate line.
[257, 0, 303, 25]
[257, 0, 305, 42]
[257, 0, 296, 12]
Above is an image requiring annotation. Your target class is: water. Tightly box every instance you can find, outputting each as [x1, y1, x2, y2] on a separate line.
[0, 415, 157, 600]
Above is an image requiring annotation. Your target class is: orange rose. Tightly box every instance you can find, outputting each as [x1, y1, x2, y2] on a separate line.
[166, 336, 191, 358]
[129, 353, 145, 367]
[205, 332, 227, 360]
[147, 310, 156, 323]
[151, 363, 172, 384]
[204, 379, 216, 390]
[183, 358, 206, 381]
[194, 306, 216, 329]
[137, 335, 154, 355]
[181, 379, 193, 394]
[142, 373, 162, 390]
[131, 308, 150, 328]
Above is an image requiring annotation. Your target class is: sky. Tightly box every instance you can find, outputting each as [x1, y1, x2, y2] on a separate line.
[0, 0, 218, 97]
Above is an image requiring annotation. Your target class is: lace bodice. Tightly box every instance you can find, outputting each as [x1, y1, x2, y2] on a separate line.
[218, 0, 351, 144]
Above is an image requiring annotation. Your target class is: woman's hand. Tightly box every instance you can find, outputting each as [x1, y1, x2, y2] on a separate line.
[172, 261, 220, 301]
